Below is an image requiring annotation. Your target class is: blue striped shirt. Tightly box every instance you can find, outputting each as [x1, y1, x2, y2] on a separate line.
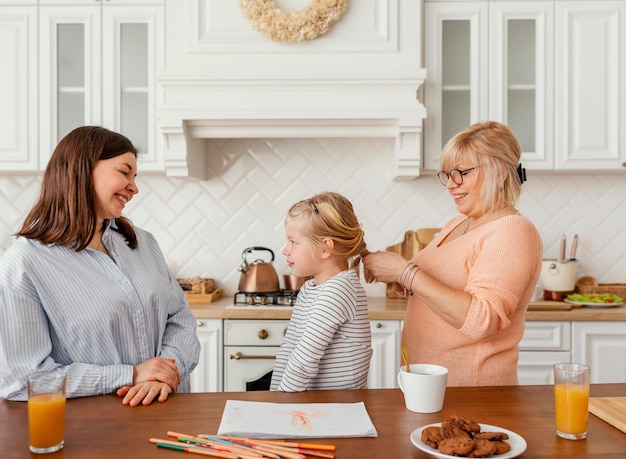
[270, 270, 373, 392]
[0, 220, 200, 401]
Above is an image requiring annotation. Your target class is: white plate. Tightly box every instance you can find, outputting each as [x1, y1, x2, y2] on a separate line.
[564, 299, 623, 308]
[410, 423, 527, 459]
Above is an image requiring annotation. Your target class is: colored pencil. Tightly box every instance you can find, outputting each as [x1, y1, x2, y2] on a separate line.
[150, 439, 241, 459]
[196, 434, 338, 459]
[218, 436, 336, 452]
[165, 432, 265, 459]
[177, 439, 262, 459]
[216, 436, 332, 459]
[167, 432, 267, 459]
[241, 440, 335, 458]
[257, 440, 336, 451]
[204, 435, 287, 459]
[241, 443, 305, 459]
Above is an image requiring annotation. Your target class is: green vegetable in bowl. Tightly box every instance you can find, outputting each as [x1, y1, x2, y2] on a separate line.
[566, 293, 624, 304]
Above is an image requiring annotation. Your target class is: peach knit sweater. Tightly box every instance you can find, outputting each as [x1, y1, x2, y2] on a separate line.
[405, 213, 543, 386]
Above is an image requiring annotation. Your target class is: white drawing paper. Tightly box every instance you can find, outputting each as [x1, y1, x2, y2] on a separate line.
[217, 400, 378, 438]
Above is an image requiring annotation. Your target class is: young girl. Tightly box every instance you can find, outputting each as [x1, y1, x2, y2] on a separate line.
[270, 192, 373, 392]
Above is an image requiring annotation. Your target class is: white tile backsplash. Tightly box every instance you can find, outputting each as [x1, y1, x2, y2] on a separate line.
[1, 137, 625, 295]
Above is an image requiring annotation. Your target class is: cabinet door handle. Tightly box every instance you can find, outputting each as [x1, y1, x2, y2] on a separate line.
[230, 352, 275, 360]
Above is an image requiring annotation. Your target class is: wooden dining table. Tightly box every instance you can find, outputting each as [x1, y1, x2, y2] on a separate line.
[1, 384, 625, 458]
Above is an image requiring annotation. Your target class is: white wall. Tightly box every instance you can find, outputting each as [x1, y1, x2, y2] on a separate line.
[1, 137, 624, 295]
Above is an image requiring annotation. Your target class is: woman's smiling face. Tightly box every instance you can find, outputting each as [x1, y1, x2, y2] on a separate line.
[445, 164, 485, 219]
[92, 152, 138, 221]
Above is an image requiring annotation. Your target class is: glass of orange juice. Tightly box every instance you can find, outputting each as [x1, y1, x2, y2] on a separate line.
[27, 371, 67, 454]
[553, 362, 590, 440]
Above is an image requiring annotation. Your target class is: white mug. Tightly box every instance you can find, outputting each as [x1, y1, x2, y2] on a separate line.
[397, 364, 448, 413]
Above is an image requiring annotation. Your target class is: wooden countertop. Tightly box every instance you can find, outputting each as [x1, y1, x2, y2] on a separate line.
[2, 384, 625, 458]
[189, 295, 626, 321]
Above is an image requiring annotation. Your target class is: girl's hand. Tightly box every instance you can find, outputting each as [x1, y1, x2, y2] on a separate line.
[117, 381, 172, 406]
[363, 251, 408, 284]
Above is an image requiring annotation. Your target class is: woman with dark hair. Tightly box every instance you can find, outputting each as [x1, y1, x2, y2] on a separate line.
[363, 121, 542, 387]
[0, 126, 199, 406]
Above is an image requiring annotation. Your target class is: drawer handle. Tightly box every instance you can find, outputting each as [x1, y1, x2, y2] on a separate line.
[258, 329, 269, 339]
[230, 352, 276, 360]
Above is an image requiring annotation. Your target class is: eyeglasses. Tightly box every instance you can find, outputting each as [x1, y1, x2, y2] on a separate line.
[437, 166, 481, 186]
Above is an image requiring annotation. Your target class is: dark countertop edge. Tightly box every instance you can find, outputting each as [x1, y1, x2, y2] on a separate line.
[189, 296, 626, 321]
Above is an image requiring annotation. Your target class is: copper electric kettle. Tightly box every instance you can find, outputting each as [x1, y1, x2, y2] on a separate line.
[237, 247, 280, 293]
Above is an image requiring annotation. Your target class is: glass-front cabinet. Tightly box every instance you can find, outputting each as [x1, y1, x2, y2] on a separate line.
[38, 1, 163, 171]
[424, 1, 553, 171]
[0, 4, 38, 172]
[423, 0, 626, 172]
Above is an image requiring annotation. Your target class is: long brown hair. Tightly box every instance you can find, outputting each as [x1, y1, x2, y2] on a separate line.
[17, 126, 138, 250]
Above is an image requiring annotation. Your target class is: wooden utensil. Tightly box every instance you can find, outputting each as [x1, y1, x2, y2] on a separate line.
[401, 345, 410, 372]
[570, 234, 579, 260]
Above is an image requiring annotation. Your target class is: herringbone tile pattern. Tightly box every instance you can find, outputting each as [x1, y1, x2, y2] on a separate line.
[1, 138, 625, 294]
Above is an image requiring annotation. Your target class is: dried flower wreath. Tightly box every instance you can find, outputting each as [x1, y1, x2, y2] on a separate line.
[239, 0, 348, 43]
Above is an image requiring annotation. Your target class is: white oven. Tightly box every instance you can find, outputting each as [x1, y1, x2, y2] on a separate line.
[223, 319, 289, 391]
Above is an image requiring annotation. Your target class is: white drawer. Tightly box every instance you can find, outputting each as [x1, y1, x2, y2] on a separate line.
[518, 351, 571, 385]
[520, 321, 571, 351]
[224, 319, 288, 346]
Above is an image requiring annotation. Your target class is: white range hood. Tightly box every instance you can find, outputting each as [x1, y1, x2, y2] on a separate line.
[158, 0, 427, 180]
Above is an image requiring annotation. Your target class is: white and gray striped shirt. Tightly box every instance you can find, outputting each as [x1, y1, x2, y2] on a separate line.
[0, 220, 200, 401]
[270, 270, 372, 392]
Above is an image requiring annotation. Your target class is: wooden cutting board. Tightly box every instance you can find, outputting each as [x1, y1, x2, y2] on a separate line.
[589, 397, 626, 434]
[527, 301, 572, 311]
[415, 227, 441, 250]
[384, 228, 441, 298]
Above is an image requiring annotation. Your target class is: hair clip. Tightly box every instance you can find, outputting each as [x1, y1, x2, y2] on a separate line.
[516, 163, 527, 184]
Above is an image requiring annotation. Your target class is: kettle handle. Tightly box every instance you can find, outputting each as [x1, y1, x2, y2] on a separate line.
[242, 246, 275, 264]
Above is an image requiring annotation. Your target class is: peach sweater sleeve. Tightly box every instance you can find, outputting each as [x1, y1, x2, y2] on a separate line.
[403, 214, 543, 386]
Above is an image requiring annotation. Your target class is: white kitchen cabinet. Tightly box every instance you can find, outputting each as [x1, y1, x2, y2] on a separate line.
[190, 319, 223, 393]
[518, 321, 570, 385]
[368, 320, 401, 389]
[554, 1, 626, 171]
[0, 4, 38, 172]
[518, 351, 570, 385]
[572, 321, 626, 384]
[424, 1, 553, 170]
[38, 1, 164, 172]
[424, 0, 626, 172]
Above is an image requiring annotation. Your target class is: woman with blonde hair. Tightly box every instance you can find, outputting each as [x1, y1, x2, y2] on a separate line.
[270, 192, 373, 391]
[364, 121, 542, 386]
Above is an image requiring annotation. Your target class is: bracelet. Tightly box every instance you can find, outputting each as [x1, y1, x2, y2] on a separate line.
[398, 262, 413, 285]
[398, 262, 420, 296]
